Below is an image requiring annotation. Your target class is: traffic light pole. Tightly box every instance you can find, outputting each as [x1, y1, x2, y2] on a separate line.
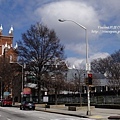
[58, 19, 91, 115]
[87, 85, 91, 115]
[86, 73, 92, 115]
[85, 28, 91, 116]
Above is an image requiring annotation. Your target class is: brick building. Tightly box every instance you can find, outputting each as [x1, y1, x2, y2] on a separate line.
[0, 24, 18, 62]
[0, 25, 18, 99]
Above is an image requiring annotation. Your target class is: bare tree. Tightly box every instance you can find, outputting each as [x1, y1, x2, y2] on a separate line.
[91, 50, 120, 95]
[10, 63, 23, 103]
[72, 68, 85, 106]
[0, 57, 21, 101]
[18, 23, 65, 103]
[43, 58, 68, 105]
[0, 57, 12, 94]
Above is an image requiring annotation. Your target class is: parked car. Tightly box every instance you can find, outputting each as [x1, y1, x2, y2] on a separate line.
[1, 98, 12, 107]
[20, 101, 35, 110]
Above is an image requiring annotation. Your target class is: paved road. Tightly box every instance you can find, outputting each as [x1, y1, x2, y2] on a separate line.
[0, 107, 94, 120]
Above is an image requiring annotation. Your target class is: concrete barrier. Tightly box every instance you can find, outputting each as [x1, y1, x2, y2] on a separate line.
[108, 116, 120, 119]
[49, 105, 65, 109]
[68, 106, 76, 111]
[35, 104, 65, 109]
[68, 106, 95, 111]
[35, 104, 46, 108]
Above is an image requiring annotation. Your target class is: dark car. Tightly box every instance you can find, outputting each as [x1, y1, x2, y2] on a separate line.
[20, 101, 35, 110]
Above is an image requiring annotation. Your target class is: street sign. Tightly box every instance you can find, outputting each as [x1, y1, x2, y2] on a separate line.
[86, 63, 91, 71]
[43, 96, 48, 102]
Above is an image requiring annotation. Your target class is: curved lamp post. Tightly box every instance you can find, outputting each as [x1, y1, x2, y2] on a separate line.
[10, 62, 24, 92]
[0, 77, 2, 100]
[58, 19, 91, 115]
[10, 62, 24, 103]
[58, 19, 88, 66]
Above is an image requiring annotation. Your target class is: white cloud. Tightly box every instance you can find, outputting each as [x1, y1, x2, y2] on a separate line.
[66, 52, 109, 69]
[35, 0, 100, 43]
[87, 0, 120, 24]
[66, 57, 84, 69]
[89, 52, 110, 61]
[34, 0, 119, 68]
[66, 43, 86, 56]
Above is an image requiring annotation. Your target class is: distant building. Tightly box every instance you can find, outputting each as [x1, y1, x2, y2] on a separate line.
[64, 68, 108, 94]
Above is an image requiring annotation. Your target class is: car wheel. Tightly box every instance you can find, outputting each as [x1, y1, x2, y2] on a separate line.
[20, 106, 24, 110]
[20, 106, 22, 110]
[23, 106, 25, 110]
[1, 104, 4, 107]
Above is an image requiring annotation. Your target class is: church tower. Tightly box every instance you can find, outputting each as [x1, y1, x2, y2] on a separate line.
[0, 25, 18, 62]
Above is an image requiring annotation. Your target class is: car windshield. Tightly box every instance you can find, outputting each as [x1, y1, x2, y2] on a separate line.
[3, 99, 12, 101]
[22, 101, 33, 104]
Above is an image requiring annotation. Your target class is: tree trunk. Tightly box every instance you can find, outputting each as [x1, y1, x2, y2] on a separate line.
[55, 88, 58, 105]
[38, 82, 42, 103]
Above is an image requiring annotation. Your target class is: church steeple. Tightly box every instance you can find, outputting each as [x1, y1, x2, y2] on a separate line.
[9, 25, 13, 35]
[0, 24, 18, 63]
[0, 24, 3, 35]
[14, 42, 18, 49]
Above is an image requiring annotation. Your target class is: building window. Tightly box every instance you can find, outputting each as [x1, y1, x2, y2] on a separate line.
[10, 55, 12, 62]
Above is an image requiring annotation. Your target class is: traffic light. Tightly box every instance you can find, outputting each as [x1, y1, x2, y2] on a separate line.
[85, 77, 88, 85]
[26, 75, 36, 83]
[88, 73, 92, 85]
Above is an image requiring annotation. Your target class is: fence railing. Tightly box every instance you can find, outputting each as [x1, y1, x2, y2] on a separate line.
[48, 94, 120, 104]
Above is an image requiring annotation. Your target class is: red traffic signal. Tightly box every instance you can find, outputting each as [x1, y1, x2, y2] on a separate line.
[88, 73, 92, 78]
[88, 73, 92, 85]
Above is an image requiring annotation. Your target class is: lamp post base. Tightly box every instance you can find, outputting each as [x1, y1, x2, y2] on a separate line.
[86, 110, 91, 116]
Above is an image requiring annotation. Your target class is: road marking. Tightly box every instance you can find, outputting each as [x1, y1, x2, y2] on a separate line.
[7, 118, 11, 120]
[89, 115, 104, 119]
[39, 117, 46, 120]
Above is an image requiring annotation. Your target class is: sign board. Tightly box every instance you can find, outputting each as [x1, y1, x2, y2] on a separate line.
[23, 87, 31, 94]
[43, 96, 48, 102]
[86, 63, 91, 71]
[45, 92, 47, 95]
[26, 83, 37, 88]
[3, 92, 10, 98]
[4, 92, 9, 96]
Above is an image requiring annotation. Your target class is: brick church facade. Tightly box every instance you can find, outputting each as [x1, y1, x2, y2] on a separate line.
[0, 25, 18, 62]
[0, 25, 19, 99]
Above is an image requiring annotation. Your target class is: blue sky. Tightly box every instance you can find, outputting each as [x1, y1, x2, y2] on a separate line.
[1, 0, 120, 68]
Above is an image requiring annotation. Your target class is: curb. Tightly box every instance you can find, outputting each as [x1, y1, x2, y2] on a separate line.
[35, 108, 88, 118]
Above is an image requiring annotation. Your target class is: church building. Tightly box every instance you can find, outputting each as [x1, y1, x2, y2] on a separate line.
[0, 24, 18, 62]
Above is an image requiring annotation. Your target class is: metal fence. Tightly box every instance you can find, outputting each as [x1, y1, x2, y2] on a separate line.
[93, 96, 120, 104]
[48, 94, 120, 105]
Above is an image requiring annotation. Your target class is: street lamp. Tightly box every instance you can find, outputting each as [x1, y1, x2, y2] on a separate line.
[58, 19, 88, 66]
[10, 62, 24, 100]
[17, 63, 24, 92]
[58, 19, 91, 115]
[0, 77, 2, 100]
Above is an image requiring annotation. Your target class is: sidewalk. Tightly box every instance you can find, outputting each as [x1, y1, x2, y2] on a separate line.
[35, 105, 120, 120]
